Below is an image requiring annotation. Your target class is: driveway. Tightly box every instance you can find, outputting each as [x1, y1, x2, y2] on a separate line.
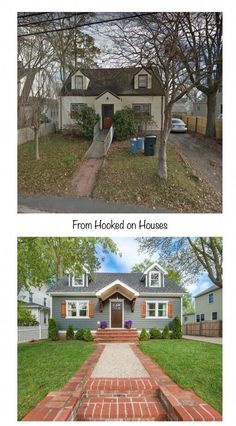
[183, 335, 222, 345]
[169, 133, 222, 194]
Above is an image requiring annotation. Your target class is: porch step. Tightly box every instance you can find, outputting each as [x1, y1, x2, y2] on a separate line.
[94, 328, 139, 343]
[77, 379, 167, 421]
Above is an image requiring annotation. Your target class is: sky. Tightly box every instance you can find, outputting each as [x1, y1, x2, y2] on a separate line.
[97, 237, 212, 297]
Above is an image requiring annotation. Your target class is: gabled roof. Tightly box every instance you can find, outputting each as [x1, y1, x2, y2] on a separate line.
[61, 67, 164, 97]
[96, 279, 139, 301]
[21, 301, 50, 310]
[142, 262, 167, 278]
[49, 272, 184, 295]
[194, 284, 221, 298]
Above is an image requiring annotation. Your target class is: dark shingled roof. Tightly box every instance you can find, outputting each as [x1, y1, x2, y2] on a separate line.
[194, 284, 221, 298]
[49, 272, 184, 295]
[61, 67, 164, 97]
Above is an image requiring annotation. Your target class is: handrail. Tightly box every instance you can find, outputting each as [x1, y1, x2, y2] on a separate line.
[104, 125, 114, 154]
[93, 120, 100, 141]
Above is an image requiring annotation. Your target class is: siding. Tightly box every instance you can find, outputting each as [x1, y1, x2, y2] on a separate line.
[195, 288, 222, 321]
[52, 295, 181, 331]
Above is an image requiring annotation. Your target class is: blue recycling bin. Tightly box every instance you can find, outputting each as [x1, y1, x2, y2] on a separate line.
[130, 138, 138, 154]
[137, 137, 145, 151]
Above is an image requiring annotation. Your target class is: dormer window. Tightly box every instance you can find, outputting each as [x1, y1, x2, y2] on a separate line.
[149, 271, 161, 287]
[72, 274, 85, 287]
[138, 74, 148, 88]
[75, 75, 83, 89]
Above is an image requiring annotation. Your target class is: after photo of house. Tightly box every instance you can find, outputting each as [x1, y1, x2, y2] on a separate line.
[18, 237, 222, 421]
[17, 12, 222, 213]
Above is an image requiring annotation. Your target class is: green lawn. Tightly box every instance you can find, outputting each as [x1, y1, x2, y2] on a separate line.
[139, 339, 222, 413]
[18, 339, 95, 420]
[93, 140, 221, 213]
[18, 134, 90, 196]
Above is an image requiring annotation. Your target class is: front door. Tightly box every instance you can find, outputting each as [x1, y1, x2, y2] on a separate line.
[102, 104, 114, 129]
[111, 301, 123, 328]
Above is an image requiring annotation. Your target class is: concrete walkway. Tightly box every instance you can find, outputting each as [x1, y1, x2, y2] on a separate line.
[85, 130, 109, 159]
[91, 343, 149, 378]
[71, 158, 104, 197]
[183, 335, 222, 345]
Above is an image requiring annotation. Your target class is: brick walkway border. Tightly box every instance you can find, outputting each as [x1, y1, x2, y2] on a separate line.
[23, 345, 105, 421]
[132, 346, 222, 421]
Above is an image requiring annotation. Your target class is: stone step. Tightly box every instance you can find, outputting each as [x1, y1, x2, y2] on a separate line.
[77, 395, 167, 421]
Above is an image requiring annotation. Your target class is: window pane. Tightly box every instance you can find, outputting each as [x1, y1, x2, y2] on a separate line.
[138, 75, 147, 88]
[209, 293, 214, 303]
[201, 314, 205, 321]
[70, 103, 87, 119]
[75, 75, 83, 89]
[158, 302, 167, 317]
[147, 303, 156, 317]
[79, 302, 88, 317]
[150, 272, 159, 286]
[196, 315, 200, 322]
[68, 302, 77, 317]
[74, 277, 83, 286]
[212, 312, 217, 320]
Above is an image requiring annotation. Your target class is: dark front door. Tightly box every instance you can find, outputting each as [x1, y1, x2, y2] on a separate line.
[102, 104, 114, 129]
[111, 301, 123, 328]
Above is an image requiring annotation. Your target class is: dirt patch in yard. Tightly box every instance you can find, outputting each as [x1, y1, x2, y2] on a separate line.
[92, 140, 222, 213]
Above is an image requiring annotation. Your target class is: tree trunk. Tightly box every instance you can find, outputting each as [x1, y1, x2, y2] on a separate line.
[34, 128, 40, 160]
[205, 91, 217, 138]
[157, 108, 171, 179]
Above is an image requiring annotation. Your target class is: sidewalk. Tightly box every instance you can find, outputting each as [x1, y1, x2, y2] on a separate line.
[183, 335, 222, 345]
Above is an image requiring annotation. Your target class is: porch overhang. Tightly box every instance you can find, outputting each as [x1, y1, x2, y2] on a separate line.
[95, 280, 139, 302]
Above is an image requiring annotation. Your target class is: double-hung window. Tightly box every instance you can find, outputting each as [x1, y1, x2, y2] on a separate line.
[70, 103, 87, 119]
[132, 103, 151, 116]
[212, 312, 217, 320]
[138, 74, 148, 88]
[208, 293, 214, 304]
[146, 301, 168, 319]
[72, 275, 84, 287]
[149, 271, 161, 287]
[75, 75, 83, 89]
[66, 301, 88, 318]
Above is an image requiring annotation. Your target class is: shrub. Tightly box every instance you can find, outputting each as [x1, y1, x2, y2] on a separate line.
[162, 325, 170, 339]
[113, 107, 137, 140]
[171, 316, 182, 339]
[83, 329, 94, 342]
[66, 324, 74, 340]
[48, 318, 59, 341]
[18, 302, 39, 326]
[150, 327, 162, 339]
[74, 106, 99, 139]
[139, 328, 150, 341]
[75, 328, 85, 340]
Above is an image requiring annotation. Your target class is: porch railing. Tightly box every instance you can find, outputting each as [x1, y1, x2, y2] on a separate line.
[104, 125, 114, 154]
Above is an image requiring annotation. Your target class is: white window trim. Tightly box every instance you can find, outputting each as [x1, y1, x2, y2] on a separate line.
[146, 301, 169, 319]
[208, 292, 214, 304]
[66, 300, 89, 319]
[72, 274, 85, 287]
[149, 271, 161, 288]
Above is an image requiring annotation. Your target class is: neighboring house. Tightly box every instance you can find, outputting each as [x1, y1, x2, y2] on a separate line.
[48, 262, 184, 334]
[18, 62, 58, 129]
[172, 100, 193, 116]
[192, 88, 222, 118]
[182, 312, 196, 324]
[59, 66, 165, 132]
[18, 284, 50, 326]
[194, 285, 222, 322]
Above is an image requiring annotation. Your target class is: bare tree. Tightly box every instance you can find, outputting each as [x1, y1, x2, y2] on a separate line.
[178, 12, 222, 138]
[105, 13, 204, 179]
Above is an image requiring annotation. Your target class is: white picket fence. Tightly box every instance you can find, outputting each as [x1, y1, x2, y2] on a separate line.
[18, 325, 48, 343]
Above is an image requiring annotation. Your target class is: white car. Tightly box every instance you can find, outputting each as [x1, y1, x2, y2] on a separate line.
[171, 118, 187, 133]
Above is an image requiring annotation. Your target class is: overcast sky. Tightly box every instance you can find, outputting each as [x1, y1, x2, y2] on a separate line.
[96, 237, 212, 297]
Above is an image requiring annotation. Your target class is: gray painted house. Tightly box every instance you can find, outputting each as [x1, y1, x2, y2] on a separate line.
[49, 263, 184, 333]
[195, 285, 222, 322]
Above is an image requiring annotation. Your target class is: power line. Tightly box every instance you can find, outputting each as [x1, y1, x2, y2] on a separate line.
[18, 12, 48, 19]
[18, 12, 157, 38]
[18, 13, 87, 27]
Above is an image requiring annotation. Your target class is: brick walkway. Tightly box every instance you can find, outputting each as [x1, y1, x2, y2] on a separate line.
[23, 343, 222, 422]
[71, 158, 104, 197]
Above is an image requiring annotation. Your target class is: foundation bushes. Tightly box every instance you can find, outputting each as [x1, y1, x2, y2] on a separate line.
[162, 325, 170, 339]
[48, 318, 59, 341]
[66, 324, 74, 340]
[171, 316, 182, 339]
[75, 328, 94, 342]
[150, 327, 162, 339]
[139, 328, 150, 341]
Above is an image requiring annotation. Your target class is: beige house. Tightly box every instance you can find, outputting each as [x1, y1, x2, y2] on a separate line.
[59, 66, 164, 132]
[195, 285, 222, 322]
